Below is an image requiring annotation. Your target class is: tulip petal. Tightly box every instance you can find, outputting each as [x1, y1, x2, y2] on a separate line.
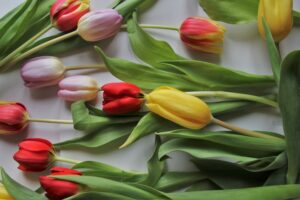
[19, 138, 53, 151]
[103, 97, 142, 115]
[58, 89, 98, 101]
[59, 75, 98, 90]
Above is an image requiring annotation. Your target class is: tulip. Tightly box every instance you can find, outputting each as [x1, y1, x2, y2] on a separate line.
[50, 0, 90, 32]
[0, 101, 29, 135]
[101, 82, 143, 115]
[13, 138, 55, 172]
[21, 56, 65, 88]
[0, 184, 13, 200]
[257, 0, 293, 42]
[40, 167, 82, 200]
[145, 86, 212, 129]
[78, 9, 123, 42]
[179, 17, 225, 54]
[58, 75, 99, 101]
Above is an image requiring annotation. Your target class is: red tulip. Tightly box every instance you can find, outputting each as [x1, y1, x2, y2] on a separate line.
[101, 82, 143, 115]
[13, 138, 55, 172]
[179, 17, 226, 54]
[50, 0, 90, 32]
[40, 167, 82, 200]
[0, 101, 29, 135]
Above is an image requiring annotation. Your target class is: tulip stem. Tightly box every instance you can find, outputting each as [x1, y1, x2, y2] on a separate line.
[28, 118, 73, 124]
[4, 30, 78, 69]
[65, 64, 107, 71]
[186, 91, 278, 108]
[0, 24, 53, 70]
[211, 117, 282, 140]
[121, 24, 179, 31]
[55, 156, 81, 164]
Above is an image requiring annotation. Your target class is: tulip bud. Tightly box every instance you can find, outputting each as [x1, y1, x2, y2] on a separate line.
[257, 0, 293, 42]
[0, 184, 13, 200]
[58, 75, 99, 101]
[145, 86, 212, 129]
[40, 167, 82, 200]
[179, 17, 225, 54]
[50, 0, 90, 32]
[13, 138, 55, 172]
[78, 9, 123, 42]
[0, 101, 29, 135]
[101, 82, 143, 115]
[21, 56, 65, 88]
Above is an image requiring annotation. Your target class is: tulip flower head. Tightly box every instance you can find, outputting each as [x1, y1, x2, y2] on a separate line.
[58, 75, 99, 101]
[40, 167, 82, 200]
[21, 56, 66, 88]
[0, 183, 13, 200]
[50, 0, 90, 32]
[101, 82, 143, 115]
[146, 86, 212, 129]
[0, 101, 29, 135]
[257, 0, 293, 42]
[179, 17, 225, 54]
[78, 9, 123, 42]
[13, 138, 55, 172]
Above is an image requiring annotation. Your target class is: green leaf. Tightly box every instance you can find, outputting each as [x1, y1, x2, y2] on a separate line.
[54, 124, 135, 149]
[120, 113, 178, 148]
[52, 175, 170, 200]
[127, 13, 182, 66]
[115, 0, 145, 17]
[278, 50, 300, 184]
[198, 0, 259, 24]
[208, 101, 256, 116]
[155, 172, 206, 192]
[1, 168, 46, 200]
[186, 179, 221, 191]
[73, 161, 145, 182]
[293, 11, 300, 26]
[69, 192, 135, 200]
[161, 60, 274, 91]
[262, 17, 281, 85]
[71, 101, 140, 133]
[167, 185, 300, 200]
[141, 136, 166, 186]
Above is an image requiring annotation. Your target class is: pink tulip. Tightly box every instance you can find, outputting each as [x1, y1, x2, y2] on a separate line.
[58, 75, 98, 101]
[78, 9, 123, 42]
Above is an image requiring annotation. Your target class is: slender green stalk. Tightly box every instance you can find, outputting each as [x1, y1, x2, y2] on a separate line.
[4, 30, 78, 69]
[122, 24, 179, 31]
[0, 24, 53, 69]
[186, 91, 278, 108]
[211, 117, 283, 140]
[55, 156, 81, 164]
[65, 64, 107, 71]
[28, 118, 73, 124]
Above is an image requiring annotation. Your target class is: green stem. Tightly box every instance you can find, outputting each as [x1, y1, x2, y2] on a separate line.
[0, 24, 53, 69]
[186, 91, 278, 108]
[65, 64, 106, 71]
[28, 118, 73, 124]
[121, 24, 179, 31]
[4, 30, 78, 69]
[211, 117, 282, 140]
[55, 156, 81, 164]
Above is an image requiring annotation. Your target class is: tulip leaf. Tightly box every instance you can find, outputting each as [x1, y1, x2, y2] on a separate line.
[52, 175, 170, 200]
[0, 168, 46, 200]
[71, 101, 140, 133]
[155, 172, 206, 192]
[73, 161, 145, 183]
[167, 184, 300, 200]
[278, 50, 300, 184]
[262, 18, 281, 85]
[186, 179, 221, 191]
[208, 101, 255, 116]
[127, 13, 182, 66]
[54, 123, 135, 149]
[198, 0, 259, 24]
[115, 0, 145, 17]
[293, 11, 300, 26]
[69, 192, 135, 200]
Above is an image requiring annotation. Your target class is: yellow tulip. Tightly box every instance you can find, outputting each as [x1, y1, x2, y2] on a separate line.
[257, 0, 293, 42]
[145, 86, 212, 129]
[0, 184, 13, 200]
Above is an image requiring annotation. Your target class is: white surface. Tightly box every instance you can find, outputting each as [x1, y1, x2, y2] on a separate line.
[0, 0, 300, 189]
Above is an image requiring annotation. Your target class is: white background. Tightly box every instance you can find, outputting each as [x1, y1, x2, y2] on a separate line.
[0, 0, 300, 189]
